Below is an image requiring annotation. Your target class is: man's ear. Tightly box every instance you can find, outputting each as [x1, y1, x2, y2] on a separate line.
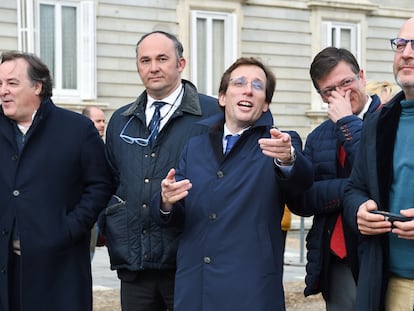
[218, 94, 226, 109]
[34, 82, 42, 96]
[262, 102, 269, 112]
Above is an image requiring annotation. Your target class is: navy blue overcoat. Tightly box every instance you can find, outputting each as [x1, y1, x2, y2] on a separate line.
[0, 99, 113, 311]
[152, 111, 313, 310]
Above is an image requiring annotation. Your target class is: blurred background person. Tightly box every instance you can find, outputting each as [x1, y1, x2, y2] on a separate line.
[365, 80, 401, 105]
[82, 106, 106, 138]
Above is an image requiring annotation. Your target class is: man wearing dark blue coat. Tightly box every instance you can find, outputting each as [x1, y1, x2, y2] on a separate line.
[152, 57, 313, 310]
[0, 51, 113, 311]
[288, 47, 382, 310]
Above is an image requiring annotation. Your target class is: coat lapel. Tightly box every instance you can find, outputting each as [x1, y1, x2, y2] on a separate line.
[376, 97, 402, 210]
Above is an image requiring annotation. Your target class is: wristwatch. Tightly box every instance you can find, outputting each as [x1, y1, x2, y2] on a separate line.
[276, 146, 296, 166]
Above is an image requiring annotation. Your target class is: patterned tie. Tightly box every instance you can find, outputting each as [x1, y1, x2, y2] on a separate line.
[224, 134, 240, 155]
[148, 101, 166, 145]
[330, 143, 347, 259]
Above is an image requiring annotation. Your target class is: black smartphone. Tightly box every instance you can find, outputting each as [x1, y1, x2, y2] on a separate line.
[370, 210, 414, 222]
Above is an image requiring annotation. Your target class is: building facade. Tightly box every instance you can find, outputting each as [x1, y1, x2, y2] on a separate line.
[1, 0, 412, 137]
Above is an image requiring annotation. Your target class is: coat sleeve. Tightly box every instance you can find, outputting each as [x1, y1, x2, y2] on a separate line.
[150, 143, 190, 229]
[66, 121, 114, 241]
[288, 116, 363, 217]
[342, 120, 374, 234]
[278, 131, 314, 196]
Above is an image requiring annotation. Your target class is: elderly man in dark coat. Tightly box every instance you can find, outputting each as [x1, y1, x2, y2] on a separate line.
[0, 51, 113, 311]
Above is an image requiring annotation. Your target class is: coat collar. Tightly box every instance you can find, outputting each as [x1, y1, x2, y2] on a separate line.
[121, 79, 203, 118]
[200, 109, 274, 134]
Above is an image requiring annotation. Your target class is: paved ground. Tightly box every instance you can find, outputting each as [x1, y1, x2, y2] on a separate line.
[91, 229, 324, 310]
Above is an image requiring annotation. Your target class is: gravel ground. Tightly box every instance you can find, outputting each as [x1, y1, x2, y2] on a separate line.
[93, 280, 324, 311]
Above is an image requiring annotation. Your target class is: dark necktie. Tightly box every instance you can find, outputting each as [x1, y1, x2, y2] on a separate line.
[224, 134, 240, 155]
[148, 101, 166, 145]
[330, 143, 347, 259]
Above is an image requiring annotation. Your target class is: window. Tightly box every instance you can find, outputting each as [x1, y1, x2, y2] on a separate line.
[18, 0, 96, 101]
[322, 21, 360, 63]
[40, 3, 77, 91]
[190, 11, 236, 96]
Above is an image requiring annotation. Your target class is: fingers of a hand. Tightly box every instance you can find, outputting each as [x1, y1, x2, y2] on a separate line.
[391, 220, 414, 239]
[357, 200, 391, 235]
[162, 180, 192, 203]
[166, 168, 176, 181]
[269, 128, 282, 138]
[400, 208, 414, 217]
[259, 140, 290, 159]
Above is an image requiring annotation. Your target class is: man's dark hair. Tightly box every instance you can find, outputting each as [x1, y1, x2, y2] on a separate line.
[218, 57, 276, 104]
[1, 50, 53, 100]
[136, 31, 184, 59]
[309, 47, 360, 91]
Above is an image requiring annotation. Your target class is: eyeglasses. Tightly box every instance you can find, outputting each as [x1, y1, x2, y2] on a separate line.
[318, 76, 359, 98]
[390, 38, 414, 53]
[229, 77, 265, 91]
[119, 116, 155, 146]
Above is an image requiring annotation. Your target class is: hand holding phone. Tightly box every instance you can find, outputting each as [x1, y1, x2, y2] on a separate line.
[370, 210, 414, 222]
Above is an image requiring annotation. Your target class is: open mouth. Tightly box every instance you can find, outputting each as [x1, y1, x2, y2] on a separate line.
[238, 101, 252, 108]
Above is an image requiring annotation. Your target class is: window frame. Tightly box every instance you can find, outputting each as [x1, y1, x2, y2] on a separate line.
[322, 21, 361, 64]
[17, 0, 96, 101]
[190, 10, 237, 97]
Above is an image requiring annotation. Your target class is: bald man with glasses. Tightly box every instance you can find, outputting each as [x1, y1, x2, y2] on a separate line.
[343, 17, 414, 311]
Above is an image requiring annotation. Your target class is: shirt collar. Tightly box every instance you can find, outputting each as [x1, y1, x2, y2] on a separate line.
[147, 84, 183, 108]
[358, 95, 372, 119]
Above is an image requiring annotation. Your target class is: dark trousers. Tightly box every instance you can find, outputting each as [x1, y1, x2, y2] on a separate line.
[120, 269, 175, 311]
[326, 257, 356, 311]
[9, 253, 21, 311]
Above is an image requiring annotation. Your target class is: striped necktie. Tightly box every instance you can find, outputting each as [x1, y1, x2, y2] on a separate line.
[148, 101, 166, 145]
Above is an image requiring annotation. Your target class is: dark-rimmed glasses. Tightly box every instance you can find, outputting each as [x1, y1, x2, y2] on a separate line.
[229, 77, 265, 91]
[119, 116, 155, 146]
[318, 76, 359, 98]
[390, 38, 414, 53]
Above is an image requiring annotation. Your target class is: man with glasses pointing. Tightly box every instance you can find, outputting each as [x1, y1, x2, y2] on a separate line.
[103, 31, 218, 310]
[343, 17, 414, 311]
[151, 57, 313, 310]
[288, 47, 381, 310]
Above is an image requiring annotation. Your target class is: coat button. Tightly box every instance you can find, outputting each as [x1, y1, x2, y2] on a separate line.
[209, 213, 217, 220]
[12, 190, 20, 196]
[1, 229, 8, 236]
[204, 256, 211, 264]
[11, 155, 18, 161]
[144, 178, 150, 183]
[217, 171, 224, 178]
[142, 203, 148, 209]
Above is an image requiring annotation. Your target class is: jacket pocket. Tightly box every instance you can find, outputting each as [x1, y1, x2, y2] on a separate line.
[105, 195, 129, 265]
